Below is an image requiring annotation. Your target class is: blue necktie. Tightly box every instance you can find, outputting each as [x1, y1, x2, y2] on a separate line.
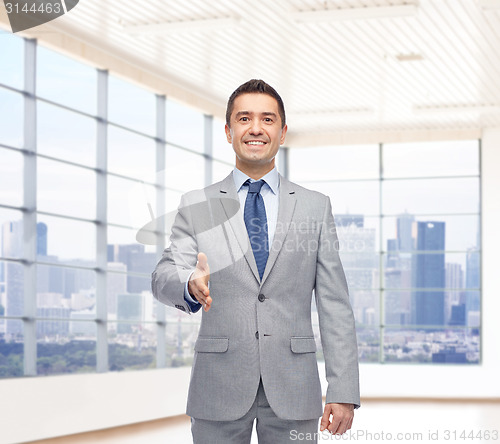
[243, 179, 268, 280]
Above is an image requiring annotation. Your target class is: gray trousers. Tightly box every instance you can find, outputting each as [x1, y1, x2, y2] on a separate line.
[191, 378, 319, 443]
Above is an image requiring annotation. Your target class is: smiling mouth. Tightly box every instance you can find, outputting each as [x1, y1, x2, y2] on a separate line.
[245, 141, 267, 146]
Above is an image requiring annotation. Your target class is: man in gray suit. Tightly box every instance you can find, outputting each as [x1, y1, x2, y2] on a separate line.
[152, 79, 360, 443]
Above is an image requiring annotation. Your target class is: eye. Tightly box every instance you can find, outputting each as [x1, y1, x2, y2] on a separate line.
[240, 117, 249, 122]
[264, 118, 273, 123]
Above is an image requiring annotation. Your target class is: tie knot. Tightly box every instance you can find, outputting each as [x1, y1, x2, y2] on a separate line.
[246, 179, 265, 194]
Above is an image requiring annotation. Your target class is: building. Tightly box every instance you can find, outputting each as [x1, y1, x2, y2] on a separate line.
[117, 293, 144, 334]
[36, 307, 70, 338]
[412, 221, 446, 327]
[2, 220, 24, 337]
[108, 244, 156, 294]
[446, 262, 464, 325]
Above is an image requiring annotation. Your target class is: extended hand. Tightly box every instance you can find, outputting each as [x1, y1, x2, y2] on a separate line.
[188, 252, 212, 312]
[320, 403, 354, 435]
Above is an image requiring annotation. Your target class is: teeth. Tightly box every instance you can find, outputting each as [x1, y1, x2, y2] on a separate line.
[247, 141, 265, 145]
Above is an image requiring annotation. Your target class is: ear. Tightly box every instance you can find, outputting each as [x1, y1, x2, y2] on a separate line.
[280, 124, 288, 145]
[225, 124, 232, 143]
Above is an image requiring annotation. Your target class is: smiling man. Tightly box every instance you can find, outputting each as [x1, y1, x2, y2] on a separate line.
[152, 79, 360, 443]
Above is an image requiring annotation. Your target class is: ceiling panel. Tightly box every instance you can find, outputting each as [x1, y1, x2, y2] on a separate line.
[2, 0, 500, 142]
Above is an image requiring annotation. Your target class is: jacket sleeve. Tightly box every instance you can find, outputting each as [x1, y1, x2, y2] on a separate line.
[315, 196, 360, 408]
[151, 193, 200, 314]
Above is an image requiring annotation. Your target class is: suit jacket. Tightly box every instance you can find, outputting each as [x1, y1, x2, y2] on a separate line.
[151, 172, 360, 421]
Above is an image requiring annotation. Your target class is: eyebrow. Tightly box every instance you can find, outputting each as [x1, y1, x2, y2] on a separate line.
[235, 111, 278, 119]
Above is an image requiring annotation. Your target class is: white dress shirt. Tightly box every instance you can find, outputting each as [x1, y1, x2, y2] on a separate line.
[184, 166, 281, 305]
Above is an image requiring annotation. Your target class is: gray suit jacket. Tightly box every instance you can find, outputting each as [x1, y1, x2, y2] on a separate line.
[151, 172, 360, 421]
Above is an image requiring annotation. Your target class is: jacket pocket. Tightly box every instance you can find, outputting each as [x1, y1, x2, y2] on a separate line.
[290, 336, 317, 353]
[194, 337, 229, 353]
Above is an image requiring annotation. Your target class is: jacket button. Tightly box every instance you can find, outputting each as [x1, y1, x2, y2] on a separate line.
[255, 331, 259, 339]
[258, 293, 265, 302]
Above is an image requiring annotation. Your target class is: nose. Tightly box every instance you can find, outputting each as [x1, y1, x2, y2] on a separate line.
[249, 120, 263, 135]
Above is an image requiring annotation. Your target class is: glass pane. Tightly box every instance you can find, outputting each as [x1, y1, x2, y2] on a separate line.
[108, 322, 157, 371]
[384, 289, 411, 325]
[0, 148, 23, 206]
[37, 215, 96, 264]
[356, 327, 380, 363]
[107, 227, 157, 273]
[289, 145, 379, 182]
[382, 177, 480, 215]
[384, 290, 480, 327]
[165, 318, 199, 367]
[108, 75, 155, 135]
[37, 264, 95, 302]
[350, 289, 380, 326]
[337, 215, 380, 253]
[1, 261, 24, 327]
[108, 126, 156, 180]
[115, 287, 155, 321]
[383, 252, 479, 288]
[37, 101, 96, 167]
[340, 255, 380, 290]
[38, 158, 96, 219]
[107, 175, 156, 228]
[301, 180, 379, 216]
[116, 293, 146, 320]
[0, 31, 24, 89]
[166, 99, 204, 153]
[1, 211, 24, 258]
[165, 144, 204, 192]
[106, 268, 126, 316]
[0, 87, 23, 147]
[164, 188, 183, 214]
[383, 214, 480, 252]
[212, 117, 233, 162]
[383, 252, 479, 327]
[383, 140, 479, 178]
[463, 291, 480, 327]
[383, 328, 479, 364]
[37, 322, 96, 375]
[37, 45, 97, 114]
[0, 262, 3, 311]
[0, 320, 24, 378]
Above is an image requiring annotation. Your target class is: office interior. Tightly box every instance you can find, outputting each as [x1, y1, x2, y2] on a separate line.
[1, 1, 500, 443]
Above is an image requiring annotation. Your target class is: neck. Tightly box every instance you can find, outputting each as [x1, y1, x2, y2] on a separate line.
[236, 161, 275, 180]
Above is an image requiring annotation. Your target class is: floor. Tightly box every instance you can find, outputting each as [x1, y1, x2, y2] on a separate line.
[29, 400, 500, 443]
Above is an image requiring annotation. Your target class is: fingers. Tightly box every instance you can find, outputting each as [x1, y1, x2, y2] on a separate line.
[199, 287, 212, 312]
[346, 416, 354, 432]
[327, 414, 342, 435]
[320, 404, 354, 436]
[319, 408, 331, 432]
[189, 253, 212, 311]
[197, 252, 210, 279]
[190, 283, 211, 311]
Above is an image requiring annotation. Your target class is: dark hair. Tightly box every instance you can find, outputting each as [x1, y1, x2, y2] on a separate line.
[225, 79, 286, 128]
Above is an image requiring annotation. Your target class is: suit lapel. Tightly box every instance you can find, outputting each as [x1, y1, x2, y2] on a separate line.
[261, 174, 296, 285]
[218, 173, 261, 283]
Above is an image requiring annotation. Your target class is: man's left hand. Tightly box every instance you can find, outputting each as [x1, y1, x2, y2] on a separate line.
[320, 402, 354, 435]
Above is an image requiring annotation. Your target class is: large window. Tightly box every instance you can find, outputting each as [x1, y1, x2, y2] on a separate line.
[289, 141, 481, 364]
[0, 36, 211, 378]
[0, 34, 482, 380]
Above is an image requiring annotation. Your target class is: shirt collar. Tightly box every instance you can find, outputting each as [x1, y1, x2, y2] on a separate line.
[232, 166, 280, 195]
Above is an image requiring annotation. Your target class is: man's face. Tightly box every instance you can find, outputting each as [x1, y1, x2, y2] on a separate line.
[225, 93, 287, 173]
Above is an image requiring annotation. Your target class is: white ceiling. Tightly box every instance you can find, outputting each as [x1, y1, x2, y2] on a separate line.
[3, 0, 500, 143]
